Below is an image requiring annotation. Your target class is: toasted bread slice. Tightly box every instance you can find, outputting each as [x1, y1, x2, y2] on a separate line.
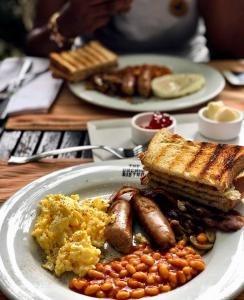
[144, 174, 241, 211]
[234, 170, 244, 199]
[49, 61, 84, 81]
[143, 176, 240, 211]
[140, 129, 244, 192]
[147, 171, 241, 200]
[49, 41, 118, 82]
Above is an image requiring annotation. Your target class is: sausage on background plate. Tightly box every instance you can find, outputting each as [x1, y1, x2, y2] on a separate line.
[105, 199, 133, 254]
[132, 193, 176, 249]
[121, 72, 136, 96]
[137, 68, 152, 97]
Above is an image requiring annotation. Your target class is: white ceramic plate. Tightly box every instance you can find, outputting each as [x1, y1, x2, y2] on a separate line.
[0, 160, 243, 300]
[87, 113, 244, 161]
[68, 55, 225, 112]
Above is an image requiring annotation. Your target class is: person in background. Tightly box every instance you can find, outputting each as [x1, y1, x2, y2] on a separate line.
[0, 0, 26, 59]
[26, 0, 244, 62]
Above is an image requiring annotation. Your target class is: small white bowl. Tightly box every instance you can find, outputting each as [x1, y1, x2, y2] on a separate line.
[131, 112, 176, 145]
[198, 107, 243, 141]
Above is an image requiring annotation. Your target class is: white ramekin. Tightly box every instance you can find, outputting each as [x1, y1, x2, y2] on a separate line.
[198, 107, 243, 141]
[131, 112, 176, 145]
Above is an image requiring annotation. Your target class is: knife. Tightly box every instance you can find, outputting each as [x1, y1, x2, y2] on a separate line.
[0, 59, 33, 121]
[0, 66, 48, 101]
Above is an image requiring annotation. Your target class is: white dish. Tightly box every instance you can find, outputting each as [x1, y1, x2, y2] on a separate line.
[68, 54, 225, 112]
[0, 160, 243, 300]
[131, 112, 176, 145]
[87, 113, 244, 162]
[198, 107, 243, 141]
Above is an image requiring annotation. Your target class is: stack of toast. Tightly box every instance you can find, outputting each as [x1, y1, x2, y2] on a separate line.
[49, 41, 118, 82]
[140, 129, 244, 212]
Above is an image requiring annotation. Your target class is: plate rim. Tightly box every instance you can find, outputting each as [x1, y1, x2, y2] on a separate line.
[68, 54, 225, 112]
[0, 159, 243, 300]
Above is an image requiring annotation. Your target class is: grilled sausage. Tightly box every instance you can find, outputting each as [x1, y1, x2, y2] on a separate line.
[132, 193, 176, 249]
[121, 72, 136, 96]
[151, 65, 172, 78]
[105, 199, 133, 254]
[137, 68, 152, 97]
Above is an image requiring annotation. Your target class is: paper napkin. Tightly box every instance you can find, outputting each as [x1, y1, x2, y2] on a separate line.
[0, 57, 62, 116]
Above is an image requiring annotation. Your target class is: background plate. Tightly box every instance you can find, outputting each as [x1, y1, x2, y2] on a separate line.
[0, 160, 243, 300]
[69, 54, 225, 112]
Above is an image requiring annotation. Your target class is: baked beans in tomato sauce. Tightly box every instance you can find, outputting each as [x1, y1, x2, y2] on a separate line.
[69, 241, 205, 299]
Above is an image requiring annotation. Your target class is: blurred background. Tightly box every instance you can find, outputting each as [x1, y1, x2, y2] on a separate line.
[0, 0, 29, 59]
[2, 0, 244, 62]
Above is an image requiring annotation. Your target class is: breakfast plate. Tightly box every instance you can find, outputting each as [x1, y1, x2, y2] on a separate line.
[68, 54, 225, 112]
[0, 160, 243, 300]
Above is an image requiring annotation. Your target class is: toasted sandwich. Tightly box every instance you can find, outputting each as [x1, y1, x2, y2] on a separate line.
[139, 129, 244, 211]
[49, 41, 118, 82]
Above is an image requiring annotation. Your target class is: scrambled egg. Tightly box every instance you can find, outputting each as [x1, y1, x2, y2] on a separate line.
[32, 194, 112, 277]
[134, 233, 149, 245]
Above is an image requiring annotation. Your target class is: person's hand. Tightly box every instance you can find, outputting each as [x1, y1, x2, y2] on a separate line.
[59, 0, 133, 38]
[105, 0, 133, 13]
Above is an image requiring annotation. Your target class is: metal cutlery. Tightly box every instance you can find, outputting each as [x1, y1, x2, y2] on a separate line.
[0, 59, 33, 120]
[21, 66, 49, 83]
[223, 70, 244, 86]
[8, 144, 147, 164]
[7, 59, 33, 93]
[0, 66, 48, 101]
[0, 59, 33, 101]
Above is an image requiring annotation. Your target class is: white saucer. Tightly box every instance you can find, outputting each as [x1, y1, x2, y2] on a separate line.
[87, 113, 244, 162]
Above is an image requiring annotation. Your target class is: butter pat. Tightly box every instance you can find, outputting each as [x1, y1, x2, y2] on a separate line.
[206, 101, 239, 122]
[206, 101, 224, 119]
[216, 107, 239, 122]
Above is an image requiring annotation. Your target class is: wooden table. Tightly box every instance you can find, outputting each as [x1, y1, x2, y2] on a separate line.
[0, 60, 243, 300]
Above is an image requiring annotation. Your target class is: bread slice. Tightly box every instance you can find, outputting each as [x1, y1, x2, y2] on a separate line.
[49, 41, 118, 82]
[143, 174, 240, 211]
[49, 64, 85, 82]
[140, 129, 244, 192]
[147, 171, 241, 200]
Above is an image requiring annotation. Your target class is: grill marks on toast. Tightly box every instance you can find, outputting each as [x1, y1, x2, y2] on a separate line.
[141, 129, 244, 192]
[199, 144, 244, 190]
[217, 145, 244, 190]
[140, 129, 244, 211]
[152, 133, 187, 171]
[168, 140, 198, 172]
[49, 41, 118, 81]
[61, 52, 83, 69]
[185, 142, 208, 171]
[152, 143, 173, 166]
[69, 51, 90, 68]
[199, 144, 226, 177]
[219, 146, 241, 178]
[152, 139, 225, 184]
[83, 47, 107, 64]
[50, 53, 76, 73]
[167, 141, 216, 175]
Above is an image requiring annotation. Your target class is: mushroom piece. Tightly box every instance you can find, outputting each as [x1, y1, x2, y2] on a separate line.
[206, 230, 216, 243]
[189, 232, 216, 251]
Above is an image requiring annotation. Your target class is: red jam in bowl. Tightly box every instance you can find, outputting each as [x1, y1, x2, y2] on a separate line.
[142, 112, 173, 129]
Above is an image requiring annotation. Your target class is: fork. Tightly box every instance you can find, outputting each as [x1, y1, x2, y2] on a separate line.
[8, 144, 147, 164]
